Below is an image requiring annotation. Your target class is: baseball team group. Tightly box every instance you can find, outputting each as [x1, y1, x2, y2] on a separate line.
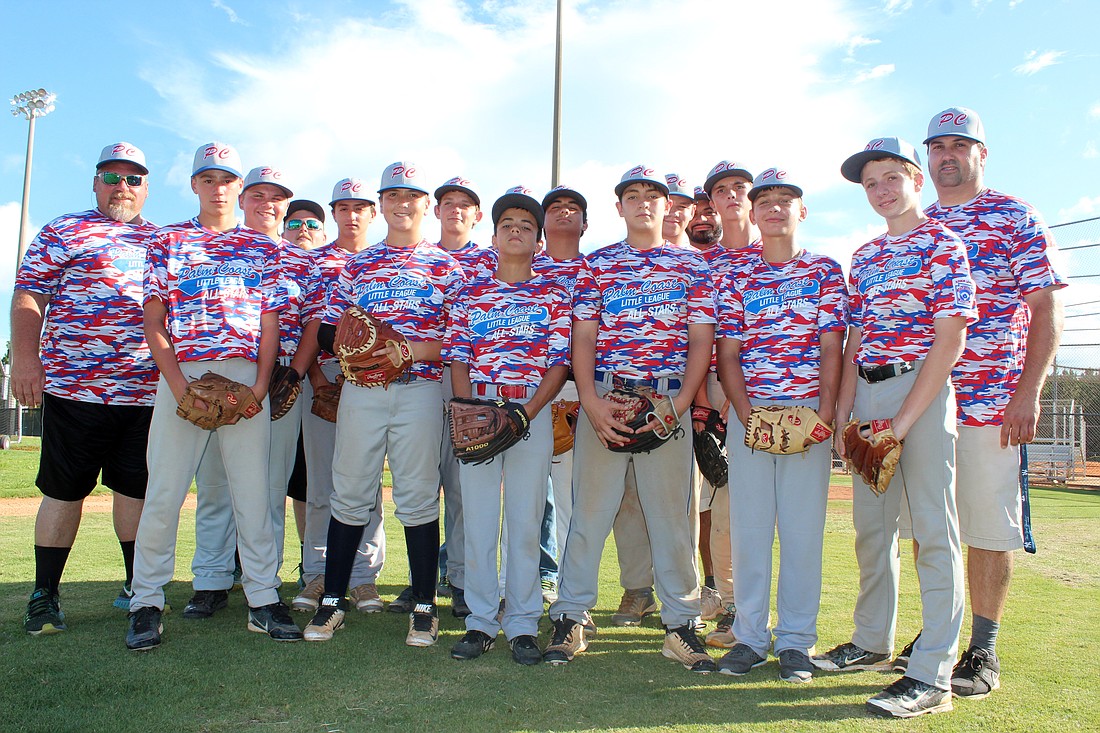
[11, 104, 1064, 720]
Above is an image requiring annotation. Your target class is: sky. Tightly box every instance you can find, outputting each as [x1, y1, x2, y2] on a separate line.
[1, 0, 1098, 361]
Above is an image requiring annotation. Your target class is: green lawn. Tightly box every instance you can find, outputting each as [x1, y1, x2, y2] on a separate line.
[0, 445, 1097, 732]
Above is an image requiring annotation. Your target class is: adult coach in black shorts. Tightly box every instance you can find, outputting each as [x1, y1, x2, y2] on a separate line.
[12, 142, 159, 634]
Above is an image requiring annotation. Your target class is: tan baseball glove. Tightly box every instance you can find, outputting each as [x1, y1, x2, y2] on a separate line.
[744, 405, 833, 455]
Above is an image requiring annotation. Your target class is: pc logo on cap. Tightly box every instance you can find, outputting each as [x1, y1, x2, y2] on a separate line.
[433, 176, 480, 206]
[492, 185, 545, 230]
[704, 160, 754, 196]
[664, 173, 694, 201]
[192, 142, 242, 178]
[924, 106, 985, 145]
[97, 142, 149, 175]
[693, 186, 710, 202]
[379, 161, 429, 195]
[243, 166, 293, 197]
[841, 137, 922, 183]
[542, 185, 588, 213]
[330, 178, 375, 206]
[615, 165, 669, 197]
[748, 167, 803, 202]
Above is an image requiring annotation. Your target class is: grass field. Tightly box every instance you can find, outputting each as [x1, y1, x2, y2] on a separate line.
[1, 444, 1097, 732]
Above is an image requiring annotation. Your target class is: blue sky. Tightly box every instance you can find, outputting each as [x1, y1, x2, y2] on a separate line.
[2, 0, 1097, 354]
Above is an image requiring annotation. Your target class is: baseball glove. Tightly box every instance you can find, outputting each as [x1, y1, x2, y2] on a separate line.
[744, 405, 833, 455]
[333, 305, 414, 389]
[176, 372, 262, 430]
[310, 376, 344, 423]
[843, 419, 902, 496]
[551, 400, 581, 456]
[692, 406, 728, 488]
[449, 397, 530, 464]
[269, 364, 301, 421]
[605, 387, 682, 454]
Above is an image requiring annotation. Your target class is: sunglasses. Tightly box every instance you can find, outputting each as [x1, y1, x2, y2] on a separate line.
[286, 219, 323, 231]
[98, 171, 144, 186]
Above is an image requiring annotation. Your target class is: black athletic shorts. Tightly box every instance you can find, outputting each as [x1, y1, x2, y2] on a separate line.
[37, 392, 153, 501]
[286, 427, 307, 502]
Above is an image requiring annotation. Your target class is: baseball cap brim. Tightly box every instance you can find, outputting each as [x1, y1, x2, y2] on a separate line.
[542, 187, 588, 212]
[96, 159, 149, 175]
[841, 150, 914, 183]
[433, 184, 480, 206]
[193, 164, 242, 179]
[614, 178, 669, 198]
[285, 199, 325, 223]
[703, 167, 753, 196]
[492, 194, 545, 230]
[747, 183, 804, 202]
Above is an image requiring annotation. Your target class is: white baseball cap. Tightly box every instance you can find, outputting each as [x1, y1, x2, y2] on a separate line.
[379, 161, 429, 195]
[703, 160, 754, 196]
[747, 167, 804, 202]
[433, 176, 480, 206]
[664, 173, 694, 201]
[615, 164, 669, 197]
[97, 142, 149, 175]
[330, 177, 375, 206]
[243, 166, 293, 197]
[841, 137, 922, 183]
[192, 142, 242, 178]
[924, 106, 985, 145]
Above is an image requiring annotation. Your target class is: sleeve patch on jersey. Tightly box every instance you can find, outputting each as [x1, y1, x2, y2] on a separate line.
[953, 278, 975, 309]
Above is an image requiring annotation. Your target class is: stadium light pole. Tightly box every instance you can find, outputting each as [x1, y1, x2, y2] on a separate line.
[10, 88, 56, 269]
[551, 0, 563, 188]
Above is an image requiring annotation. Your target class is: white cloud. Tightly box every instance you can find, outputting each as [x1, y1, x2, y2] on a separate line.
[883, 0, 912, 14]
[1089, 102, 1100, 119]
[211, 0, 246, 25]
[1014, 50, 1065, 76]
[1085, 142, 1098, 160]
[846, 35, 880, 57]
[1057, 195, 1100, 221]
[854, 63, 896, 82]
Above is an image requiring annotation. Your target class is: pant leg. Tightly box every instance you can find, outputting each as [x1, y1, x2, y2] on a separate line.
[383, 380, 444, 528]
[613, 465, 655, 590]
[549, 380, 578, 561]
[439, 365, 465, 587]
[705, 374, 733, 601]
[459, 455, 504, 637]
[539, 478, 558, 581]
[268, 394, 304, 572]
[191, 433, 236, 592]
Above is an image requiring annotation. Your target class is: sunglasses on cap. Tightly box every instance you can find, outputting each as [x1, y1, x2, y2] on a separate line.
[286, 219, 323, 231]
[97, 171, 144, 187]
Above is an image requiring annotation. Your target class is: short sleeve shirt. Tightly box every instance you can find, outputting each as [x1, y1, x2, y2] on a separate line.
[276, 240, 323, 360]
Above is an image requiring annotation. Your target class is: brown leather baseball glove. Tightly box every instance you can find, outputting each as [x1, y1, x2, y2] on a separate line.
[843, 419, 902, 496]
[449, 397, 530, 464]
[176, 372, 262, 430]
[310, 376, 344, 423]
[551, 400, 581, 456]
[333, 305, 414, 388]
[744, 405, 833, 455]
[269, 364, 301, 421]
[605, 387, 682, 454]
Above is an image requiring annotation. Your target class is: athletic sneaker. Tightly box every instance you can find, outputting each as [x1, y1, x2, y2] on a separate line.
[892, 631, 921, 672]
[541, 577, 558, 605]
[543, 615, 587, 665]
[388, 586, 415, 614]
[866, 676, 953, 718]
[437, 574, 453, 598]
[451, 629, 495, 660]
[247, 601, 303, 641]
[292, 576, 325, 612]
[406, 603, 439, 647]
[581, 610, 598, 637]
[717, 643, 767, 676]
[951, 647, 1001, 699]
[349, 583, 384, 613]
[700, 585, 724, 621]
[113, 582, 134, 611]
[451, 586, 471, 618]
[662, 624, 717, 673]
[510, 635, 542, 666]
[811, 641, 890, 671]
[24, 588, 66, 635]
[706, 605, 737, 648]
[610, 588, 658, 627]
[126, 606, 162, 651]
[303, 596, 346, 641]
[778, 649, 814, 683]
[183, 589, 229, 619]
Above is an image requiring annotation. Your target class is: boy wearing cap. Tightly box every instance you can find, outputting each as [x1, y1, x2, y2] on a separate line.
[127, 143, 301, 650]
[431, 176, 486, 617]
[662, 173, 697, 247]
[305, 162, 464, 647]
[292, 180, 388, 616]
[813, 137, 975, 718]
[714, 168, 847, 682]
[544, 165, 716, 673]
[919, 107, 1065, 698]
[445, 188, 570, 665]
[15, 142, 157, 633]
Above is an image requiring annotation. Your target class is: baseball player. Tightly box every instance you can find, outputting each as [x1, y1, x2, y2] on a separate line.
[686, 187, 722, 249]
[304, 162, 464, 647]
[661, 173, 697, 247]
[813, 137, 976, 718]
[445, 187, 570, 664]
[714, 168, 847, 682]
[292, 180, 388, 616]
[432, 176, 486, 618]
[14, 143, 158, 634]
[544, 165, 716, 673]
[915, 107, 1065, 698]
[127, 142, 301, 650]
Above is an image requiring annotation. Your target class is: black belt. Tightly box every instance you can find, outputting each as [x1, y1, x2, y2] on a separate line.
[595, 371, 682, 392]
[858, 361, 914, 384]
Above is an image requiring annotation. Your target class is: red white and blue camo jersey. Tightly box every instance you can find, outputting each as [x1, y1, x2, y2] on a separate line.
[716, 251, 848, 400]
[849, 218, 977, 366]
[703, 240, 762, 374]
[275, 240, 323, 360]
[324, 239, 465, 381]
[144, 219, 286, 363]
[925, 189, 1068, 426]
[443, 275, 571, 387]
[472, 248, 597, 313]
[311, 242, 356, 369]
[433, 240, 485, 273]
[573, 240, 716, 379]
[16, 209, 159, 405]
